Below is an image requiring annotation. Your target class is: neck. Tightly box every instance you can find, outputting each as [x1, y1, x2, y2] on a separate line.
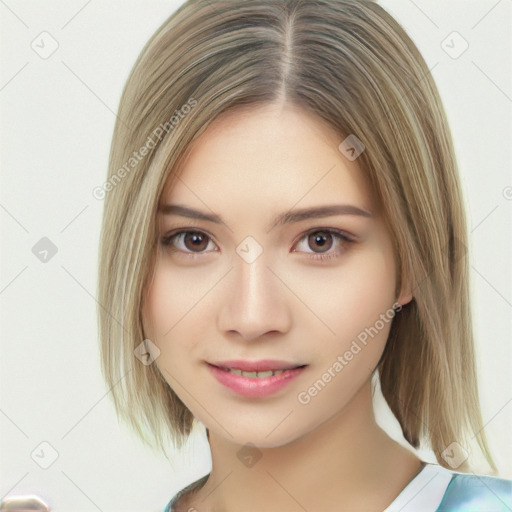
[186, 380, 422, 512]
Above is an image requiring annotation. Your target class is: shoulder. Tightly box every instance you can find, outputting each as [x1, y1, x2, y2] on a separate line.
[162, 473, 210, 512]
[436, 470, 512, 511]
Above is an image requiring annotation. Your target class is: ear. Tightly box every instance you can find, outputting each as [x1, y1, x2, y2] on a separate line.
[396, 279, 414, 307]
[396, 291, 413, 307]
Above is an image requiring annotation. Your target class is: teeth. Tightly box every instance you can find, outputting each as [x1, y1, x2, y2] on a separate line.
[226, 368, 286, 378]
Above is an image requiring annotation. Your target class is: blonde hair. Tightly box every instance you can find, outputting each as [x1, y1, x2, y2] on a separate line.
[97, 0, 497, 472]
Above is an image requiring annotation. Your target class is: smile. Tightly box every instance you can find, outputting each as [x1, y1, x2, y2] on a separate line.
[207, 363, 307, 397]
[221, 367, 286, 378]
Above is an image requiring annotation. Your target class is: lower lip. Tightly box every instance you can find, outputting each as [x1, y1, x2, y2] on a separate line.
[207, 364, 306, 397]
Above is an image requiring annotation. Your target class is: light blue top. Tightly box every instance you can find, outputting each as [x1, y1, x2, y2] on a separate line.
[162, 463, 512, 512]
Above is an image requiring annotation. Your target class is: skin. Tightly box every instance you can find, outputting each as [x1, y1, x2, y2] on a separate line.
[142, 102, 421, 512]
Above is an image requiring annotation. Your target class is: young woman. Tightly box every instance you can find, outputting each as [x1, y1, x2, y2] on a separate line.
[97, 1, 512, 510]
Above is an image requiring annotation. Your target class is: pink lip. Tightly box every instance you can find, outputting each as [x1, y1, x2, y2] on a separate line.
[206, 362, 307, 398]
[209, 359, 304, 372]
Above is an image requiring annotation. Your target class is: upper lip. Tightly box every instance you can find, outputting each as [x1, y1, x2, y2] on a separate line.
[208, 359, 306, 372]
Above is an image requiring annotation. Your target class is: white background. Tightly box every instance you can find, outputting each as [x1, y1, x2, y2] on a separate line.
[1, 1, 511, 511]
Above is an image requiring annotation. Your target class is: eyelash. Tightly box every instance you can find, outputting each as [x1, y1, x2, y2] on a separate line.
[159, 228, 355, 262]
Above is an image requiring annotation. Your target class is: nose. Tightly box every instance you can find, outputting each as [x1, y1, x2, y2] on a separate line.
[217, 254, 292, 341]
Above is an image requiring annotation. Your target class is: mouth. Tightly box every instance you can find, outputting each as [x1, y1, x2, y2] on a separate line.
[209, 365, 307, 379]
[207, 360, 308, 378]
[206, 361, 308, 397]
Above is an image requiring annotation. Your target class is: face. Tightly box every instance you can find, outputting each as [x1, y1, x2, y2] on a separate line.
[142, 103, 412, 448]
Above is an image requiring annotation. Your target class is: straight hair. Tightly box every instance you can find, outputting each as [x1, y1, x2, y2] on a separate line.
[97, 0, 496, 473]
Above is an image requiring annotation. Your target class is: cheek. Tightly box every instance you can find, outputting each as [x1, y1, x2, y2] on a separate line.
[143, 261, 212, 338]
[141, 263, 217, 376]
[285, 250, 396, 340]
[295, 289, 396, 417]
[141, 268, 186, 372]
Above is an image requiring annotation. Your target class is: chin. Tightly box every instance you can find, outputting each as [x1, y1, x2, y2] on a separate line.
[211, 421, 313, 450]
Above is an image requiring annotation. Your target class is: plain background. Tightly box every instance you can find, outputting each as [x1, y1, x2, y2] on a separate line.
[1, 1, 511, 510]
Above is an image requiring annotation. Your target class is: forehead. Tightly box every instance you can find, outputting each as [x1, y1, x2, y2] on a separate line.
[161, 104, 375, 215]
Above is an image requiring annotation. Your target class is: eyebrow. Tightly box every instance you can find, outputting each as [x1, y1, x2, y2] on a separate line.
[159, 203, 373, 230]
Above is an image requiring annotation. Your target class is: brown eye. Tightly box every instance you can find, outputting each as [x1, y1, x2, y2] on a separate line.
[307, 231, 333, 253]
[161, 230, 217, 254]
[293, 228, 355, 261]
[183, 232, 209, 252]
